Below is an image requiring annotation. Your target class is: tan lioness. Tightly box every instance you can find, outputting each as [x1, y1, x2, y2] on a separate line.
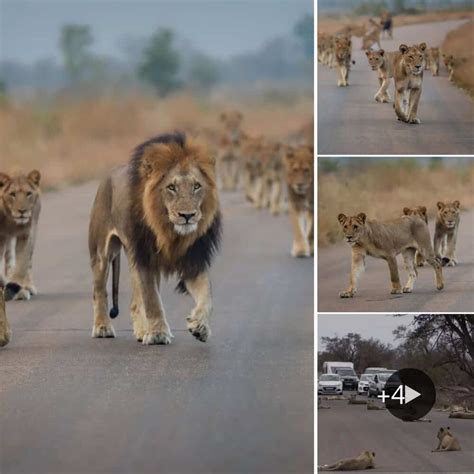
[426, 47, 440, 76]
[337, 212, 443, 298]
[319, 451, 376, 471]
[402, 206, 428, 266]
[393, 43, 427, 124]
[0, 280, 11, 347]
[434, 201, 460, 267]
[365, 49, 398, 102]
[432, 427, 461, 452]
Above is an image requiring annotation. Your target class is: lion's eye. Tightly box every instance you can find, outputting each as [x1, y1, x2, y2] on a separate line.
[194, 183, 202, 191]
[167, 184, 176, 192]
[9, 192, 16, 198]
[353, 225, 359, 230]
[26, 191, 33, 198]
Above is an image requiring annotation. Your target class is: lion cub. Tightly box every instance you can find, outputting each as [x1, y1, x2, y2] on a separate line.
[334, 36, 354, 87]
[365, 49, 397, 103]
[319, 451, 376, 471]
[402, 206, 428, 266]
[426, 47, 440, 76]
[337, 212, 443, 298]
[434, 201, 460, 267]
[432, 427, 461, 452]
[0, 281, 11, 347]
[393, 42, 427, 124]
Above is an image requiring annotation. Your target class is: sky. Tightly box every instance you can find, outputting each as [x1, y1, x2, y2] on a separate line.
[0, 0, 312, 64]
[318, 314, 416, 347]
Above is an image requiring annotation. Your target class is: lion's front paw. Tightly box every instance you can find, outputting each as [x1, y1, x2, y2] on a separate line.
[409, 117, 421, 124]
[291, 242, 310, 258]
[391, 288, 403, 295]
[187, 317, 211, 343]
[24, 283, 37, 296]
[0, 326, 11, 347]
[339, 290, 354, 298]
[402, 286, 413, 293]
[142, 327, 173, 345]
[442, 257, 456, 267]
[92, 323, 116, 338]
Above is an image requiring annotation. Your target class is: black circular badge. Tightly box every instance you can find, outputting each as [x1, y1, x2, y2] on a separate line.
[381, 369, 436, 421]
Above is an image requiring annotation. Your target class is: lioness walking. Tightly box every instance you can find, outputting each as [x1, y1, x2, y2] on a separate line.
[337, 212, 443, 298]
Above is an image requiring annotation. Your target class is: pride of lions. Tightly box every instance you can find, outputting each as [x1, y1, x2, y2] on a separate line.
[318, 13, 466, 125]
[337, 201, 461, 299]
[0, 111, 313, 347]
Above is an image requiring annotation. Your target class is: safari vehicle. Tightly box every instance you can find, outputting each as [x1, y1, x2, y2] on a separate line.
[318, 374, 343, 395]
[357, 374, 375, 395]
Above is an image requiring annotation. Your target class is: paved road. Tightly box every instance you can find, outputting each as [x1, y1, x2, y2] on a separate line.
[318, 393, 474, 473]
[318, 20, 474, 155]
[318, 211, 474, 312]
[0, 182, 313, 474]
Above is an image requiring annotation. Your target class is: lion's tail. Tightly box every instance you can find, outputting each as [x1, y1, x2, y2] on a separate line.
[109, 255, 120, 319]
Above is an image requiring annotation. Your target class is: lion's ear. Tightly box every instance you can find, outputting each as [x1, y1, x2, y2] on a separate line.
[357, 212, 367, 224]
[365, 50, 371, 57]
[453, 200, 460, 209]
[27, 170, 41, 186]
[437, 201, 445, 210]
[0, 172, 11, 188]
[403, 207, 410, 215]
[337, 213, 347, 225]
[140, 144, 169, 178]
[379, 49, 385, 56]
[285, 147, 295, 160]
[399, 44, 409, 54]
[419, 42, 427, 51]
[420, 206, 427, 216]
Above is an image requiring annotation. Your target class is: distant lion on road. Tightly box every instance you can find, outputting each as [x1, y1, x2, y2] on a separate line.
[319, 451, 376, 471]
[88, 133, 222, 345]
[337, 212, 443, 298]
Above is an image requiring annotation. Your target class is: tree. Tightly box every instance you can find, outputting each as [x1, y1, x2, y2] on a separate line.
[188, 53, 219, 92]
[59, 24, 94, 83]
[138, 29, 180, 96]
[294, 14, 313, 60]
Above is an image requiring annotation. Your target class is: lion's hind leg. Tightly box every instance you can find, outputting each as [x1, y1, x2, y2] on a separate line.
[402, 248, 417, 293]
[91, 254, 116, 338]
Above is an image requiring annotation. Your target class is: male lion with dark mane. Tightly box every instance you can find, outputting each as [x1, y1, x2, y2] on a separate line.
[88, 133, 222, 345]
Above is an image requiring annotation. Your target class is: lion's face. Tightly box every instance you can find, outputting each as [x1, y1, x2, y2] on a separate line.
[220, 111, 243, 139]
[429, 47, 440, 60]
[403, 206, 428, 224]
[399, 43, 427, 75]
[284, 146, 313, 195]
[338, 213, 367, 244]
[437, 201, 460, 229]
[0, 171, 41, 225]
[365, 49, 385, 70]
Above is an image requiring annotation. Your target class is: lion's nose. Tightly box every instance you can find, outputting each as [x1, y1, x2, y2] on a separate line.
[179, 212, 196, 223]
[18, 209, 27, 215]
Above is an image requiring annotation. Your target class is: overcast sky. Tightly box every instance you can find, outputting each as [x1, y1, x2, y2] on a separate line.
[318, 314, 416, 347]
[0, 0, 312, 63]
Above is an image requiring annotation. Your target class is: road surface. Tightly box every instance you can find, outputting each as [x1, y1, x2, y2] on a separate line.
[318, 393, 474, 473]
[0, 182, 313, 474]
[318, 20, 474, 155]
[318, 211, 474, 312]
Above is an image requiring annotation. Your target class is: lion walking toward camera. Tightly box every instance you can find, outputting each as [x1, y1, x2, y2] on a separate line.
[319, 451, 376, 471]
[88, 133, 222, 345]
[434, 201, 460, 267]
[337, 212, 443, 298]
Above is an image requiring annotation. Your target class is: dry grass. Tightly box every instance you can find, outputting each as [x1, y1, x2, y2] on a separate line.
[0, 90, 312, 190]
[442, 20, 474, 96]
[318, 159, 474, 246]
[318, 10, 473, 35]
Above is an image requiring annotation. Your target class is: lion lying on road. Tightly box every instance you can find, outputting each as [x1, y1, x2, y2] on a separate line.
[337, 212, 443, 298]
[319, 451, 376, 471]
[88, 133, 222, 345]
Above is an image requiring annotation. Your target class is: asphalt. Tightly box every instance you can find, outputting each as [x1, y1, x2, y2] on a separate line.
[318, 20, 474, 155]
[0, 182, 314, 474]
[318, 211, 474, 312]
[318, 392, 474, 473]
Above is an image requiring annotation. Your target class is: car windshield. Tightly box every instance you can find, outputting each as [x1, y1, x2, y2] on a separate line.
[378, 374, 390, 382]
[360, 374, 374, 381]
[320, 375, 340, 381]
[364, 368, 386, 374]
[336, 369, 355, 376]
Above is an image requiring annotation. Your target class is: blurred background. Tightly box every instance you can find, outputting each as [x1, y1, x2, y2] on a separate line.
[0, 0, 313, 188]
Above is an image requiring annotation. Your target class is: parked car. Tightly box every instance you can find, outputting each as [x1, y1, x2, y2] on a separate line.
[318, 374, 343, 395]
[368, 373, 391, 397]
[357, 374, 374, 395]
[335, 368, 359, 390]
[363, 367, 388, 375]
